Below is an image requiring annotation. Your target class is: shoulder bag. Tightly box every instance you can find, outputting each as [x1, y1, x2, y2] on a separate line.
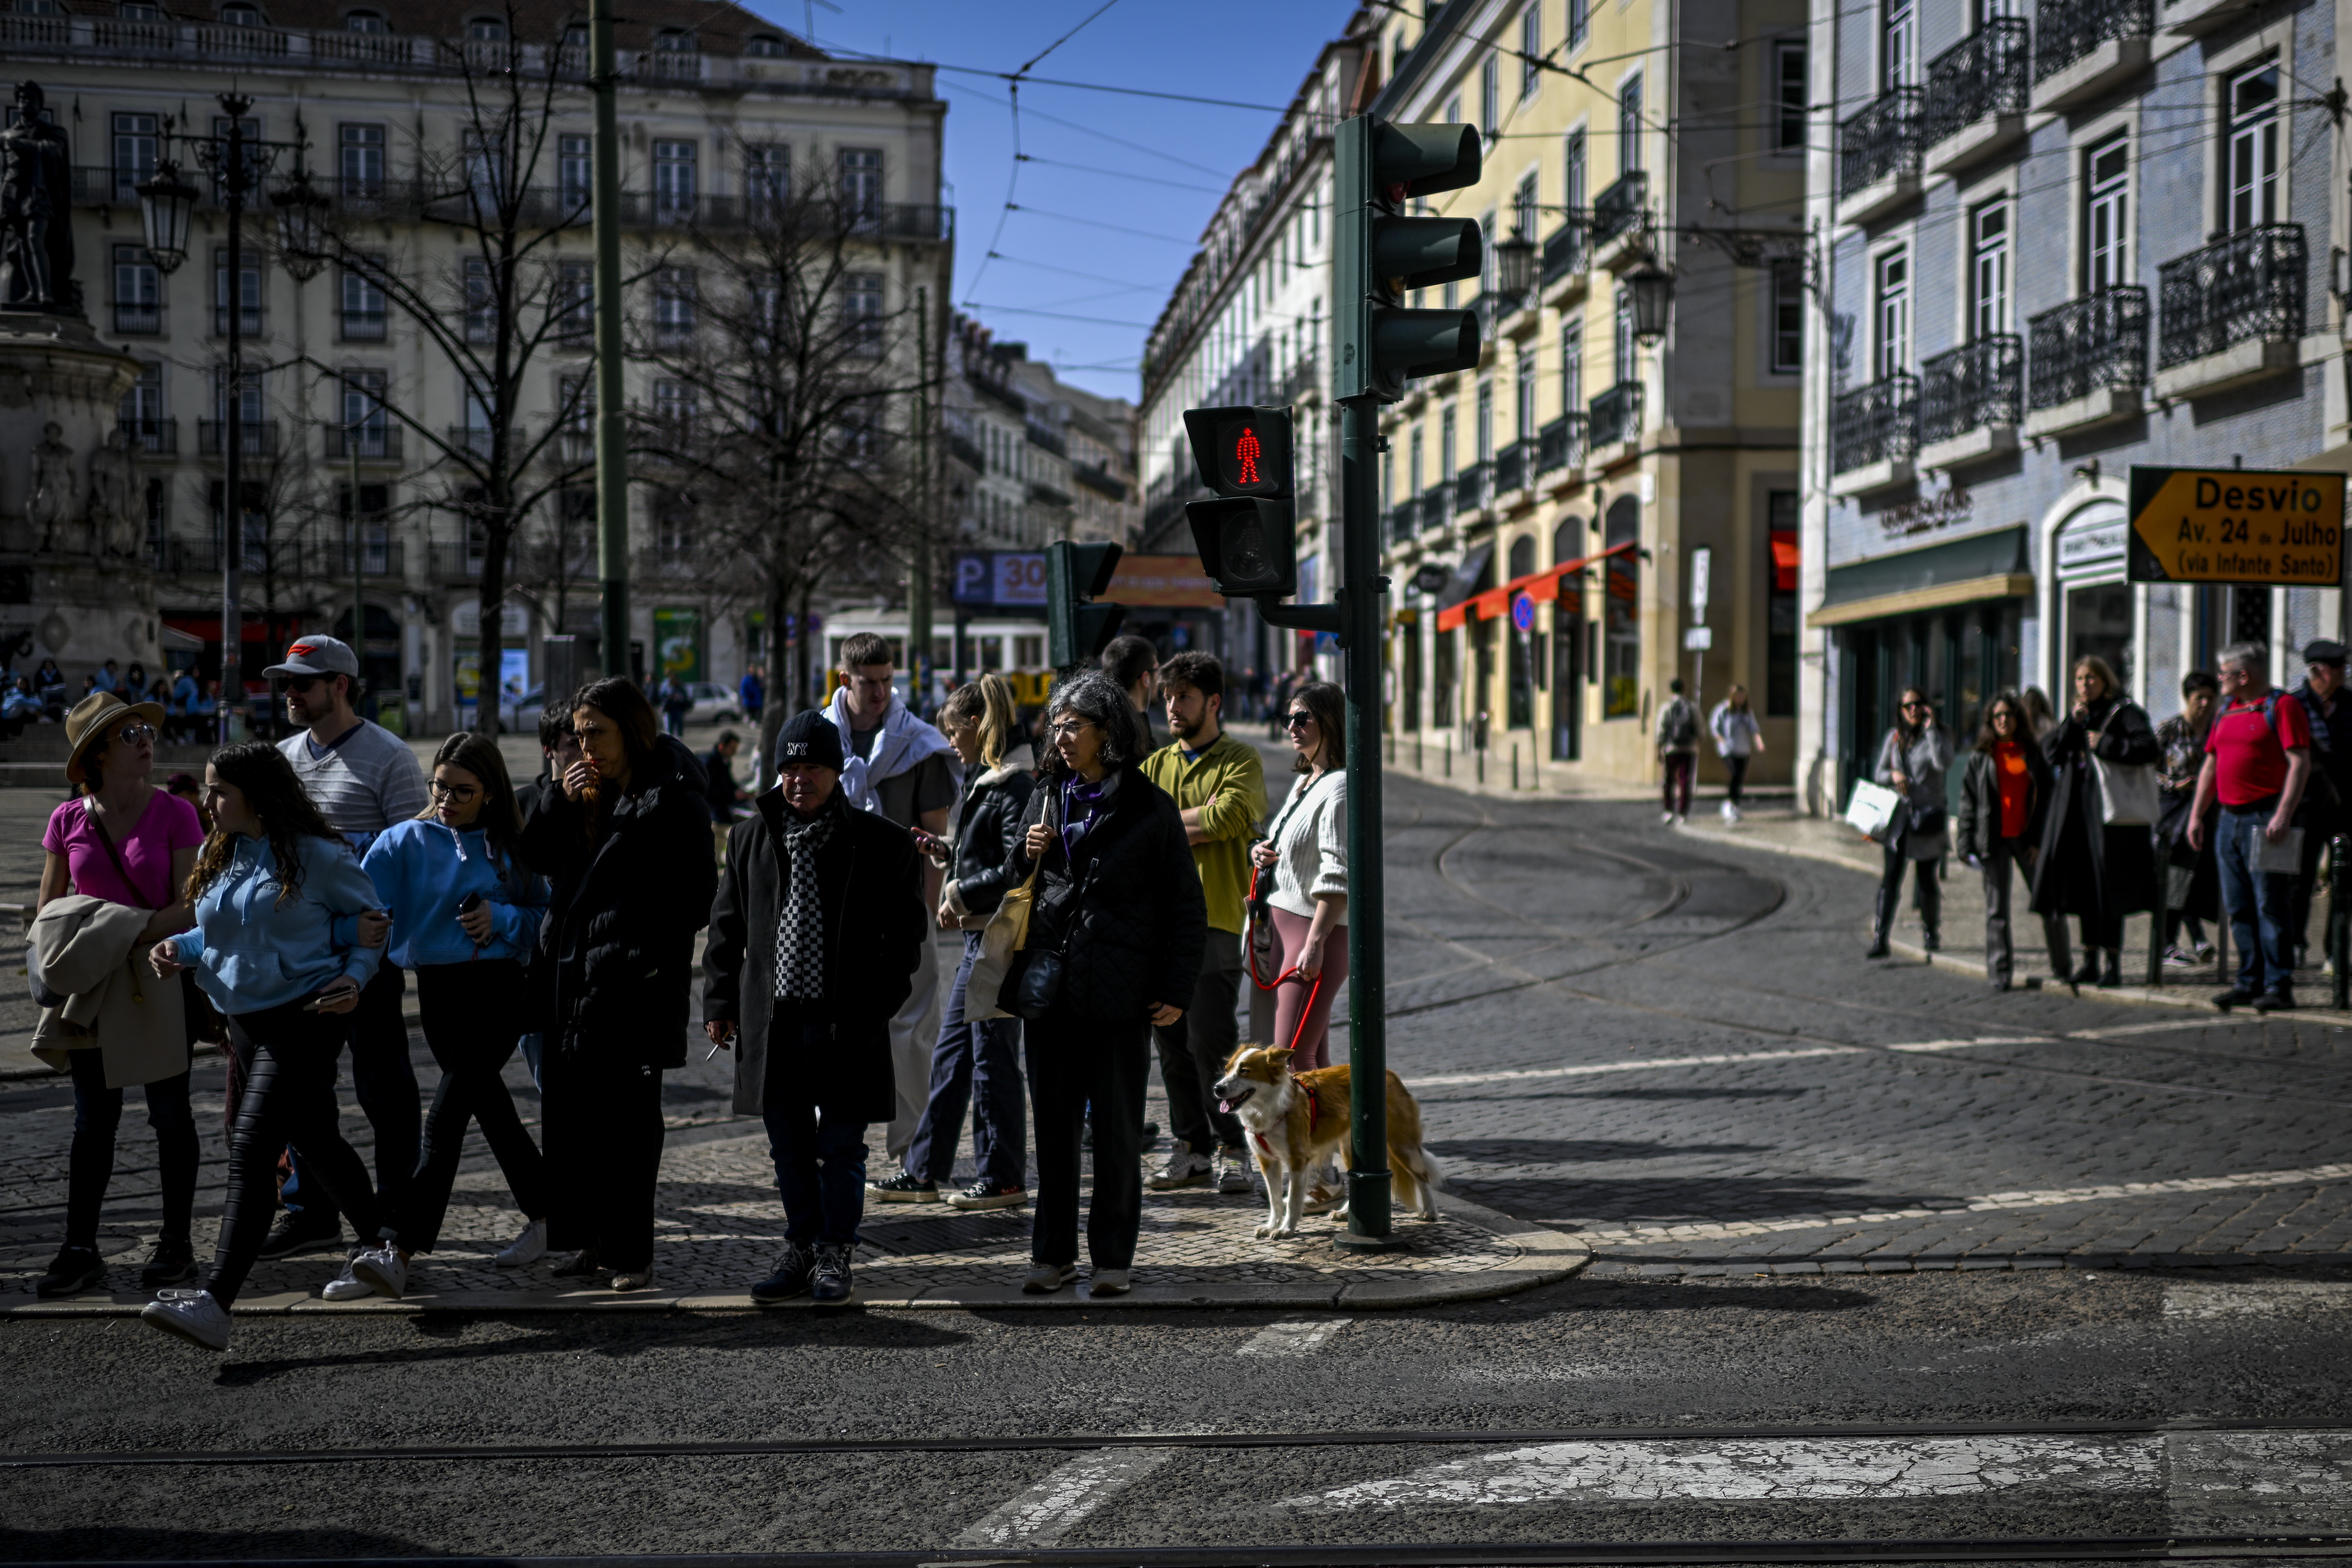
[964, 790, 1056, 1021]
[1007, 862, 1095, 1021]
[2089, 709, 2160, 827]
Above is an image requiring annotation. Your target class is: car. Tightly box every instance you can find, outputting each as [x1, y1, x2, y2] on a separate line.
[497, 684, 548, 733]
[686, 682, 741, 725]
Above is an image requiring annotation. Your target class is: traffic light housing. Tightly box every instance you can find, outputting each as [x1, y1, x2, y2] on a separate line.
[1335, 116, 1485, 402]
[1181, 405, 1298, 599]
[1045, 539, 1124, 671]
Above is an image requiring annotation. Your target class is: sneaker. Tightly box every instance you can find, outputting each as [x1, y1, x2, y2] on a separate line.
[550, 1247, 604, 1278]
[1675, 813, 1688, 826]
[494, 1218, 548, 1268]
[2254, 989, 2296, 1013]
[1660, 811, 1675, 826]
[140, 1236, 198, 1289]
[1022, 1261, 1077, 1294]
[1728, 802, 1744, 822]
[34, 1245, 105, 1299]
[320, 1254, 375, 1302]
[1214, 1148, 1257, 1196]
[867, 1172, 940, 1204]
[1146, 1140, 1210, 1191]
[944, 1181, 1028, 1211]
[257, 1212, 342, 1261]
[349, 1244, 408, 1300]
[811, 1244, 853, 1303]
[609, 1266, 657, 1293]
[2213, 987, 2259, 1010]
[1301, 1186, 1342, 1216]
[1088, 1267, 1133, 1296]
[139, 1288, 231, 1353]
[2163, 945, 2199, 969]
[751, 1241, 816, 1303]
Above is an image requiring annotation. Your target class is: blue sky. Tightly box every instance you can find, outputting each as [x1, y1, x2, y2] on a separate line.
[747, 0, 1358, 403]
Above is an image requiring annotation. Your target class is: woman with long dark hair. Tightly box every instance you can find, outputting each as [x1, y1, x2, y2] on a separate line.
[1956, 692, 2054, 991]
[2033, 655, 2161, 988]
[1866, 688, 1953, 958]
[519, 678, 716, 1293]
[1250, 679, 1349, 1073]
[338, 733, 552, 1300]
[138, 744, 389, 1352]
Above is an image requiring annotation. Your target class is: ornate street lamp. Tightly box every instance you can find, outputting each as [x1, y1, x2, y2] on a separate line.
[134, 159, 198, 274]
[270, 168, 331, 280]
[1494, 228, 1536, 302]
[1626, 260, 1674, 345]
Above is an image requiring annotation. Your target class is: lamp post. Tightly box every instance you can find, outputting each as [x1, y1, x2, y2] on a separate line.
[1626, 259, 1674, 345]
[1494, 227, 1536, 305]
[135, 94, 309, 744]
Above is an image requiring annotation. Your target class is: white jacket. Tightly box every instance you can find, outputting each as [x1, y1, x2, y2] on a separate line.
[1265, 769, 1347, 919]
[28, 894, 186, 1087]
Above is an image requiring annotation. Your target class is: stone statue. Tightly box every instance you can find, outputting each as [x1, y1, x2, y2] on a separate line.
[27, 421, 77, 552]
[0, 81, 77, 316]
[87, 427, 141, 558]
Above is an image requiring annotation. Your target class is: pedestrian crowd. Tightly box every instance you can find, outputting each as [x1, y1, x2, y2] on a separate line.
[1, 656, 225, 742]
[1865, 638, 2352, 1011]
[24, 625, 1345, 1350]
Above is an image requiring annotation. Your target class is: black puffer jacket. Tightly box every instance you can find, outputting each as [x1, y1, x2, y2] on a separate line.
[942, 750, 1036, 925]
[520, 733, 717, 1069]
[1010, 764, 1205, 1022]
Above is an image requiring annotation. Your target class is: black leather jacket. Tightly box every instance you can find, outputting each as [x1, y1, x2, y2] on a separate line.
[943, 753, 1036, 924]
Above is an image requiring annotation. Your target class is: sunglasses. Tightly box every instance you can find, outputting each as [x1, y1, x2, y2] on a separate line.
[111, 723, 156, 745]
[1285, 712, 1316, 730]
[279, 675, 326, 694]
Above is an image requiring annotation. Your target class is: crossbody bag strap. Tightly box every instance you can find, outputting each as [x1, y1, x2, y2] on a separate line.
[84, 797, 160, 911]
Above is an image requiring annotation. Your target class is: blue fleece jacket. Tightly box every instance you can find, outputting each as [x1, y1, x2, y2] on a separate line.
[171, 833, 384, 1014]
[360, 818, 549, 968]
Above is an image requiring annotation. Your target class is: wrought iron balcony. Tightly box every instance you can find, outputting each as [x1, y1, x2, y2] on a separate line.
[1469, 290, 1524, 338]
[1494, 440, 1528, 496]
[122, 417, 177, 456]
[112, 301, 162, 335]
[1453, 461, 1490, 516]
[339, 308, 387, 342]
[326, 425, 404, 461]
[1279, 351, 1320, 403]
[1588, 383, 1642, 450]
[1830, 373, 1918, 476]
[197, 419, 278, 457]
[2027, 287, 2148, 409]
[2035, 0, 2152, 80]
[1919, 335, 2023, 445]
[1541, 219, 1585, 285]
[1923, 19, 2029, 146]
[1591, 172, 1647, 249]
[1386, 504, 1414, 547]
[315, 539, 405, 577]
[429, 544, 485, 579]
[212, 305, 266, 338]
[1839, 86, 1923, 198]
[2157, 223, 2305, 370]
[446, 425, 495, 459]
[1535, 412, 1587, 475]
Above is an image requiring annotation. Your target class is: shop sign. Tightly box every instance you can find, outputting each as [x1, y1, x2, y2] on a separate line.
[2058, 517, 2127, 573]
[652, 605, 704, 683]
[1878, 486, 1973, 540]
[2127, 466, 2347, 586]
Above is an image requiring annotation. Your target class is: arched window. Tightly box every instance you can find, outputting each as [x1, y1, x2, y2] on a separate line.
[1508, 534, 1536, 580]
[1552, 516, 1584, 566]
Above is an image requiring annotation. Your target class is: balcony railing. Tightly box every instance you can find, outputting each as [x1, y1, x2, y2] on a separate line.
[446, 426, 494, 459]
[113, 301, 162, 335]
[1922, 18, 2029, 146]
[429, 544, 485, 579]
[1025, 423, 1067, 457]
[1588, 383, 1642, 449]
[197, 419, 278, 457]
[635, 47, 704, 81]
[2034, 0, 2152, 81]
[1831, 373, 1919, 475]
[1541, 219, 1586, 285]
[1919, 335, 2023, 445]
[315, 539, 406, 577]
[1072, 461, 1127, 502]
[339, 308, 388, 341]
[1453, 461, 1490, 515]
[1421, 488, 1450, 531]
[1839, 85, 1923, 198]
[2027, 287, 2149, 409]
[1591, 172, 1647, 249]
[212, 306, 266, 337]
[1535, 412, 1588, 475]
[1470, 289, 1524, 339]
[121, 417, 177, 456]
[2157, 223, 2305, 371]
[326, 425, 404, 460]
[1494, 440, 1528, 495]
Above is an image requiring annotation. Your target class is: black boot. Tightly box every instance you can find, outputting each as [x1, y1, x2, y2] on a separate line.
[2098, 950, 2123, 988]
[1922, 928, 1941, 953]
[1865, 930, 1891, 959]
[140, 1236, 197, 1288]
[35, 1245, 105, 1299]
[2072, 952, 2102, 985]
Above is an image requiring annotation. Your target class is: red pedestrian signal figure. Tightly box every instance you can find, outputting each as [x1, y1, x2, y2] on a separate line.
[1234, 425, 1261, 486]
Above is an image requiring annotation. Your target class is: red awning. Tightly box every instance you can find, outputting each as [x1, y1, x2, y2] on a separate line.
[1433, 539, 1638, 633]
[1770, 530, 1800, 593]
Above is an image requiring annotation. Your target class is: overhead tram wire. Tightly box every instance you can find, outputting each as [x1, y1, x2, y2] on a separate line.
[984, 252, 1180, 291]
[1016, 154, 1230, 195]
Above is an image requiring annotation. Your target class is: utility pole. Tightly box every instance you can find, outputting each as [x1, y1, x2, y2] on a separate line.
[220, 101, 251, 744]
[591, 0, 629, 683]
[909, 284, 932, 709]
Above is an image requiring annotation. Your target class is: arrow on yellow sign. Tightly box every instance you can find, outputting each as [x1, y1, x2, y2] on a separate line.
[2127, 465, 2348, 586]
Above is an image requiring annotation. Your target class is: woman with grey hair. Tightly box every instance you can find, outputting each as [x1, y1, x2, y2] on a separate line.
[1005, 672, 1206, 1298]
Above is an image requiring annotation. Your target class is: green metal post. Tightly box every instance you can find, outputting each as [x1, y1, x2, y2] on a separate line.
[591, 0, 628, 682]
[909, 285, 932, 708]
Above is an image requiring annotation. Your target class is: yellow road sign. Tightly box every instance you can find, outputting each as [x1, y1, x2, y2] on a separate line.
[2127, 465, 2346, 586]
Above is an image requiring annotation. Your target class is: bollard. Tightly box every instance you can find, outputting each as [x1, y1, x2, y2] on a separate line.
[1443, 734, 1451, 777]
[1511, 743, 1519, 791]
[1415, 733, 1423, 771]
[2336, 834, 2350, 1010]
[2147, 829, 2170, 990]
[1476, 746, 1485, 785]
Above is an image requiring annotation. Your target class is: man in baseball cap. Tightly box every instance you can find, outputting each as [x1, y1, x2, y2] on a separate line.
[2293, 640, 2352, 969]
[258, 632, 426, 1264]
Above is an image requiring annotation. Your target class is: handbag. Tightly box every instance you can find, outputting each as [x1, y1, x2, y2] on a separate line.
[1844, 779, 1903, 842]
[962, 859, 1038, 1021]
[1006, 863, 1094, 1022]
[2092, 753, 2161, 827]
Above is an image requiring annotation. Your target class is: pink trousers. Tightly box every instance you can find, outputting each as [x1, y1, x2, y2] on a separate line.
[1267, 905, 1347, 1071]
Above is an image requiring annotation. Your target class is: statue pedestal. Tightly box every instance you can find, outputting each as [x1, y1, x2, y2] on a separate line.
[0, 313, 156, 676]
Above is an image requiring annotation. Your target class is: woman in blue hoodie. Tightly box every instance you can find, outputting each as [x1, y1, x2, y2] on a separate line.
[138, 743, 387, 1353]
[342, 733, 551, 1299]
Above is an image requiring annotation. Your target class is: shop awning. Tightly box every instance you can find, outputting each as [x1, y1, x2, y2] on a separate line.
[1427, 543, 1494, 633]
[1807, 525, 2032, 629]
[1437, 539, 1637, 631]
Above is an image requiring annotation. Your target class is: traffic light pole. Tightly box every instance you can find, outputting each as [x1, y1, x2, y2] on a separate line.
[591, 0, 629, 684]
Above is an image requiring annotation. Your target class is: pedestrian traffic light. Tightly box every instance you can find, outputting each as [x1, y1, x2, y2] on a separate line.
[1045, 539, 1124, 671]
[1334, 116, 1484, 402]
[1181, 405, 1297, 599]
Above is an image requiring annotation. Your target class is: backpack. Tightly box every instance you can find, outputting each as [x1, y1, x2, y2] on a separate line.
[1658, 699, 1698, 751]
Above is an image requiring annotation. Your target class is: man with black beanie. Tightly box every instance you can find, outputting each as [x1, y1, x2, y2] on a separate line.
[704, 709, 926, 1304]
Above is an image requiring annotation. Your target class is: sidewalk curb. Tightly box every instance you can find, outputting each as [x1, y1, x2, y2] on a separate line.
[0, 1196, 1586, 1318]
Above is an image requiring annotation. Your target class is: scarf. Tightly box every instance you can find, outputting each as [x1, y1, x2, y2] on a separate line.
[1058, 772, 1117, 864]
[2294, 680, 2337, 759]
[823, 687, 963, 816]
[772, 797, 839, 1001]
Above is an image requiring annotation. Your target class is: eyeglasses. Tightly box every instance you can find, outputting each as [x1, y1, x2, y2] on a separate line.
[1285, 712, 1315, 730]
[428, 779, 479, 802]
[279, 675, 324, 694]
[112, 723, 156, 745]
[1050, 720, 1094, 740]
[1901, 701, 1928, 711]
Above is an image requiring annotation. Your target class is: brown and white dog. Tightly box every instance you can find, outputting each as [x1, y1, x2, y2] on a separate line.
[1212, 1044, 1444, 1238]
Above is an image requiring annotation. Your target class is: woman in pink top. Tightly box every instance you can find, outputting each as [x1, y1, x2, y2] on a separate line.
[32, 693, 207, 1299]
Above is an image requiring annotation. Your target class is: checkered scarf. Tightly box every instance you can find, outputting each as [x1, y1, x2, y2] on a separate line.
[772, 799, 839, 1001]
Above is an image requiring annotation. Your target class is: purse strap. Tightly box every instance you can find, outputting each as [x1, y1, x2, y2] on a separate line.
[84, 797, 160, 912]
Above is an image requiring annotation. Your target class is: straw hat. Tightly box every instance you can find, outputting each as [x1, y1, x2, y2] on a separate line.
[64, 691, 167, 786]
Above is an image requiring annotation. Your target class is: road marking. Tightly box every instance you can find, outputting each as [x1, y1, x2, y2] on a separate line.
[957, 1448, 1177, 1546]
[1279, 1430, 2352, 1510]
[1405, 1038, 2046, 1089]
[1237, 1320, 1346, 1357]
[2165, 1280, 2352, 1319]
[1569, 1162, 2352, 1243]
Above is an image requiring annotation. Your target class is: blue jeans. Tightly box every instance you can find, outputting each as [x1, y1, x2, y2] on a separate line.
[905, 931, 1026, 1189]
[2215, 800, 2296, 995]
[763, 1011, 869, 1246]
[282, 962, 418, 1227]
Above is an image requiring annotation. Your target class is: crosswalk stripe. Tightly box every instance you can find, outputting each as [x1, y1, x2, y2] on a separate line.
[1238, 1320, 1347, 1357]
[2164, 1281, 2352, 1319]
[957, 1449, 1177, 1546]
[1405, 1039, 2026, 1089]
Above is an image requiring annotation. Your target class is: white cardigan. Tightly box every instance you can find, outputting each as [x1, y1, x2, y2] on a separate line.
[1266, 768, 1347, 919]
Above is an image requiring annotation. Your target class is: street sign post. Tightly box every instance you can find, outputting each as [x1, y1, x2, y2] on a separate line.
[2126, 466, 2348, 585]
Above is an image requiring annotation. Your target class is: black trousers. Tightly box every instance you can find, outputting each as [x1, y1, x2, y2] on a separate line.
[542, 1050, 665, 1272]
[1875, 843, 1941, 941]
[210, 1000, 382, 1306]
[282, 960, 417, 1226]
[392, 960, 547, 1254]
[1027, 1011, 1149, 1270]
[1155, 927, 1245, 1156]
[2293, 809, 2342, 961]
[65, 1050, 196, 1252]
[1724, 754, 1751, 805]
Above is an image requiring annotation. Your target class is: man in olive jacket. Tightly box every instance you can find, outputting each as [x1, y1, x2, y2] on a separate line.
[704, 710, 925, 1303]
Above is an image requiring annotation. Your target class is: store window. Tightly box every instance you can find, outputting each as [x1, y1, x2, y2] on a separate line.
[1603, 493, 1640, 718]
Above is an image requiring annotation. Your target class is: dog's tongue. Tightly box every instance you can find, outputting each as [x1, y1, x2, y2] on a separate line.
[1217, 1099, 1234, 1113]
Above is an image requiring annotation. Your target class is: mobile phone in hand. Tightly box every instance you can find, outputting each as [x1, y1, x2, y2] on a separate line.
[457, 892, 484, 916]
[910, 828, 943, 856]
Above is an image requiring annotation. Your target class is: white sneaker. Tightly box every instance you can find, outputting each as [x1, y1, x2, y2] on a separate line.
[1088, 1267, 1133, 1296]
[1145, 1140, 1210, 1191]
[140, 1288, 231, 1352]
[1661, 811, 1676, 826]
[495, 1218, 548, 1268]
[320, 1254, 375, 1302]
[1720, 800, 1736, 821]
[1214, 1148, 1257, 1195]
[348, 1244, 408, 1300]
